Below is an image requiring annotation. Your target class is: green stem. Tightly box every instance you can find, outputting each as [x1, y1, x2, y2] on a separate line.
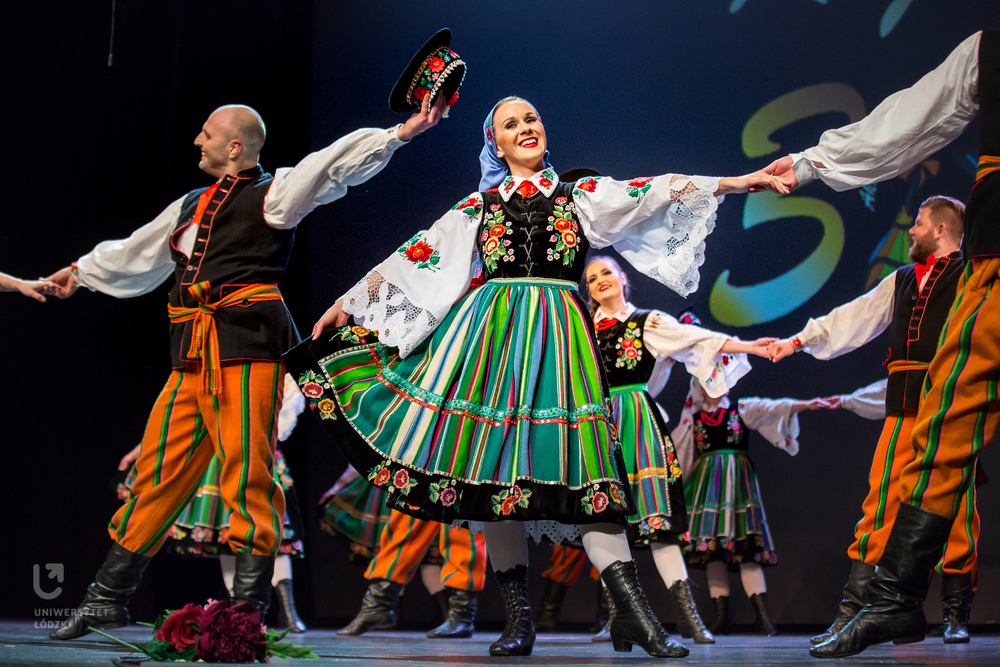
[88, 627, 147, 654]
[136, 622, 155, 628]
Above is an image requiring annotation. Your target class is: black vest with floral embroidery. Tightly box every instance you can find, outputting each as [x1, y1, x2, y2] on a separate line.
[596, 310, 656, 388]
[692, 407, 749, 455]
[478, 181, 590, 282]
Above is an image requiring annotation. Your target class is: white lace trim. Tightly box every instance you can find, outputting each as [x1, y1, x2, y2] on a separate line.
[458, 520, 583, 544]
[645, 176, 722, 298]
[341, 271, 439, 358]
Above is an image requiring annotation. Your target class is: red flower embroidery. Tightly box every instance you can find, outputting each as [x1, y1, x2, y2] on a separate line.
[486, 127, 493, 143]
[576, 178, 598, 192]
[624, 348, 638, 359]
[538, 177, 553, 188]
[628, 177, 653, 188]
[448, 91, 459, 106]
[414, 87, 429, 101]
[561, 231, 577, 247]
[440, 487, 457, 506]
[302, 382, 323, 398]
[647, 516, 664, 530]
[428, 56, 445, 73]
[555, 196, 568, 204]
[722, 355, 730, 366]
[490, 203, 501, 211]
[500, 496, 517, 515]
[509, 485, 523, 502]
[459, 196, 479, 209]
[488, 224, 506, 238]
[374, 468, 391, 486]
[393, 469, 410, 489]
[404, 241, 434, 263]
[483, 238, 500, 254]
[621, 338, 634, 349]
[592, 492, 609, 513]
[552, 218, 572, 232]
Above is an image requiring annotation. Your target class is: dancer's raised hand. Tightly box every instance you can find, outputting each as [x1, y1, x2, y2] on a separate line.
[398, 94, 449, 142]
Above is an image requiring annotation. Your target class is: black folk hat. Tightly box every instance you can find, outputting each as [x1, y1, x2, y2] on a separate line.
[676, 307, 702, 327]
[389, 28, 466, 113]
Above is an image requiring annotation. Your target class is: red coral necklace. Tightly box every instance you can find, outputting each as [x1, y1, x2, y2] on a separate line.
[699, 407, 726, 426]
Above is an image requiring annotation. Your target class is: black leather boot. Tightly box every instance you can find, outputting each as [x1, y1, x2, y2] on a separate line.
[707, 596, 729, 635]
[232, 553, 274, 612]
[669, 579, 714, 643]
[432, 590, 450, 623]
[50, 543, 152, 640]
[273, 579, 306, 633]
[601, 560, 688, 658]
[810, 560, 875, 644]
[428, 590, 478, 638]
[940, 573, 974, 644]
[337, 579, 402, 636]
[535, 578, 569, 632]
[811, 503, 954, 658]
[489, 565, 535, 656]
[749, 592, 778, 636]
[591, 585, 615, 643]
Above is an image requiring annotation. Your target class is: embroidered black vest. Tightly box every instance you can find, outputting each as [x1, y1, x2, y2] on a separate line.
[596, 310, 656, 388]
[478, 182, 591, 282]
[692, 407, 749, 455]
[168, 166, 299, 367]
[884, 252, 964, 414]
[964, 30, 1000, 258]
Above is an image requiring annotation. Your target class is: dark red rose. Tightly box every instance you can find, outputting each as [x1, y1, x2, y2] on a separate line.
[405, 241, 433, 262]
[156, 603, 204, 650]
[196, 600, 261, 664]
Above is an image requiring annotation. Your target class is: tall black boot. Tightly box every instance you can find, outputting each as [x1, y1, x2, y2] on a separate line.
[669, 579, 714, 643]
[273, 579, 306, 633]
[749, 592, 778, 636]
[232, 553, 274, 612]
[940, 573, 974, 644]
[337, 579, 402, 636]
[535, 578, 569, 632]
[601, 560, 688, 658]
[489, 565, 535, 656]
[811, 503, 954, 658]
[50, 543, 152, 640]
[428, 590, 478, 638]
[707, 596, 729, 635]
[591, 585, 615, 643]
[811, 560, 875, 644]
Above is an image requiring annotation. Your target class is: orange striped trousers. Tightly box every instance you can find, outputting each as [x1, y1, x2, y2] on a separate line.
[849, 410, 979, 583]
[542, 544, 600, 586]
[365, 510, 487, 591]
[110, 361, 286, 556]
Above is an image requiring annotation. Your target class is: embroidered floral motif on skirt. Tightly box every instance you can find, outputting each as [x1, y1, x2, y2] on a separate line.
[318, 473, 391, 561]
[285, 278, 634, 529]
[682, 450, 776, 568]
[610, 386, 688, 546]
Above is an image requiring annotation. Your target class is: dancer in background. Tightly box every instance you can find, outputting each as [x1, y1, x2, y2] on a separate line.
[293, 96, 787, 658]
[117, 374, 309, 632]
[672, 374, 828, 636]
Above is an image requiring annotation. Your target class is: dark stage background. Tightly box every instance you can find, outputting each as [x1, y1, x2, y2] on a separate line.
[3, 0, 998, 631]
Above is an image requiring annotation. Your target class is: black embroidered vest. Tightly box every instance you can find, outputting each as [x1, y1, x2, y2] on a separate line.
[168, 166, 299, 367]
[964, 30, 1000, 258]
[692, 407, 749, 455]
[884, 252, 964, 414]
[478, 182, 590, 282]
[596, 310, 656, 388]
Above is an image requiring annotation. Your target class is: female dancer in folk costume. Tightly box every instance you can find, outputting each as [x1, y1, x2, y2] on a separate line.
[583, 255, 775, 644]
[297, 96, 788, 658]
[319, 465, 392, 562]
[671, 369, 828, 636]
[117, 374, 309, 632]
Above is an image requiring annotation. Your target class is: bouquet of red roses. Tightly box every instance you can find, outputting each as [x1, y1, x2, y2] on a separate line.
[92, 598, 318, 663]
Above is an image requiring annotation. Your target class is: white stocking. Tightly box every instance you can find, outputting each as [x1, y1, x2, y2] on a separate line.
[421, 564, 445, 595]
[706, 560, 730, 599]
[650, 543, 688, 588]
[271, 554, 292, 587]
[579, 524, 633, 573]
[482, 521, 529, 573]
[219, 554, 236, 596]
[739, 562, 767, 596]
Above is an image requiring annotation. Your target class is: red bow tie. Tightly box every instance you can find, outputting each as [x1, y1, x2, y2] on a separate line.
[914, 254, 937, 287]
[517, 180, 539, 199]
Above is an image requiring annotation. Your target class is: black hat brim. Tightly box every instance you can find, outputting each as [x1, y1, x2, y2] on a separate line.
[388, 28, 464, 113]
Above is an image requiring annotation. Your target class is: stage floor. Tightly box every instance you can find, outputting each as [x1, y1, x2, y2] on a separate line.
[2, 622, 998, 665]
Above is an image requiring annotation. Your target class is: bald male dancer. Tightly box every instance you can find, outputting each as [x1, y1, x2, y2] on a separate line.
[48, 97, 448, 640]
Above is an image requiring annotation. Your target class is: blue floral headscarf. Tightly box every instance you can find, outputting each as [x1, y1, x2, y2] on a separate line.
[479, 97, 554, 191]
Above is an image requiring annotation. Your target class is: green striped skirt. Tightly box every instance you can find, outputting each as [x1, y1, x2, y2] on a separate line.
[318, 469, 391, 561]
[119, 449, 304, 557]
[286, 277, 633, 528]
[610, 385, 688, 546]
[683, 450, 776, 568]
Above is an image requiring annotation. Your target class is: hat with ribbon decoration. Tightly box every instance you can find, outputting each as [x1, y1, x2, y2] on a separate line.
[676, 308, 702, 327]
[389, 28, 466, 113]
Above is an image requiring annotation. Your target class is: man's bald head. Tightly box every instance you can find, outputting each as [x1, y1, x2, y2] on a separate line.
[194, 105, 267, 177]
[212, 104, 267, 157]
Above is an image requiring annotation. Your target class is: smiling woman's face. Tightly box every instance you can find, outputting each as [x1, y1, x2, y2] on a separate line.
[585, 259, 625, 306]
[492, 99, 547, 175]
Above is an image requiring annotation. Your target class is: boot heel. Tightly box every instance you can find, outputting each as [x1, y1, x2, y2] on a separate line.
[612, 638, 633, 653]
[892, 635, 924, 645]
[522, 643, 534, 656]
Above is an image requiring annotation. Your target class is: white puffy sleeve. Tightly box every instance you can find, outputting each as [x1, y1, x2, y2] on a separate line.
[277, 373, 307, 442]
[74, 196, 184, 298]
[642, 310, 751, 398]
[341, 193, 483, 357]
[572, 174, 722, 297]
[795, 274, 895, 360]
[841, 378, 888, 421]
[737, 397, 801, 456]
[790, 31, 980, 192]
[263, 126, 408, 228]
